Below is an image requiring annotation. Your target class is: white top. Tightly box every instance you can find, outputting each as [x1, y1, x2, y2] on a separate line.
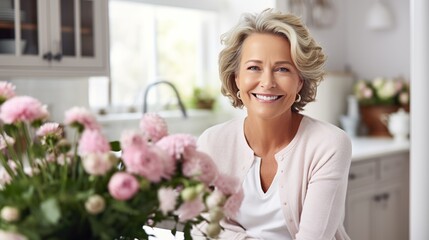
[235, 156, 292, 240]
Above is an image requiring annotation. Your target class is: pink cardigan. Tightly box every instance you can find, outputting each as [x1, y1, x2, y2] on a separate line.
[192, 115, 352, 240]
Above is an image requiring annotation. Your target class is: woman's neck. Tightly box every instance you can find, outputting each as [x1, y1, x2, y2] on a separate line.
[244, 112, 302, 156]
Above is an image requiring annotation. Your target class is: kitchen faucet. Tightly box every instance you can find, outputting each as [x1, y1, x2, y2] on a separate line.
[142, 80, 187, 118]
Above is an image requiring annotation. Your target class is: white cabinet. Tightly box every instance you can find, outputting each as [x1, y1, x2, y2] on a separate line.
[345, 152, 409, 240]
[0, 0, 109, 77]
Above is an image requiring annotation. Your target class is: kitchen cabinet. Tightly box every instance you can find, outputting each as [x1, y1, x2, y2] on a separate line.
[0, 0, 109, 77]
[345, 152, 409, 240]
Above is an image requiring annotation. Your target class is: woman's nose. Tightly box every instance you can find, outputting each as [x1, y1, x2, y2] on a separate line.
[260, 71, 276, 89]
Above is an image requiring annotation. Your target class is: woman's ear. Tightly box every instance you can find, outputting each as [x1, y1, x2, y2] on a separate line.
[297, 78, 304, 92]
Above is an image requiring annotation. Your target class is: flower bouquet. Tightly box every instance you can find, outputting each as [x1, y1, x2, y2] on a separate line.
[0, 82, 243, 240]
[353, 77, 410, 106]
[353, 77, 410, 136]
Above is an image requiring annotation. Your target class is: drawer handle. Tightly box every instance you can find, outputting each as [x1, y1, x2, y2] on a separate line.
[348, 173, 356, 180]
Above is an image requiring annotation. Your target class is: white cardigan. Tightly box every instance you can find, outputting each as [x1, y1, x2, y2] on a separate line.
[192, 115, 352, 240]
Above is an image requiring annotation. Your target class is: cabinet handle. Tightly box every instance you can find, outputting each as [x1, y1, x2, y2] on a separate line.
[43, 52, 53, 61]
[373, 195, 382, 202]
[348, 173, 356, 180]
[53, 53, 62, 61]
[381, 193, 390, 200]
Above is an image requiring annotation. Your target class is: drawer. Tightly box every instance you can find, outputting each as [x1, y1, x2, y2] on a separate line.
[379, 153, 408, 181]
[348, 161, 377, 189]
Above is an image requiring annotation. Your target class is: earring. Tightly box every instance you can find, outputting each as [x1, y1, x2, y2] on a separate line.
[236, 91, 241, 100]
[295, 93, 302, 103]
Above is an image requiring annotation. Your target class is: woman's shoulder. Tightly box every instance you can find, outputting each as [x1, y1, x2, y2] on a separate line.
[301, 115, 351, 147]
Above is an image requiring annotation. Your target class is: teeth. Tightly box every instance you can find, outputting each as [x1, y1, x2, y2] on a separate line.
[255, 94, 279, 101]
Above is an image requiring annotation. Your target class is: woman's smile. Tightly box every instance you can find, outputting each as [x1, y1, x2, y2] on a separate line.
[252, 93, 284, 103]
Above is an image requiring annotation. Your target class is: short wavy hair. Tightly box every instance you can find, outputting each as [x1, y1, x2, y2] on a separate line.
[219, 8, 326, 111]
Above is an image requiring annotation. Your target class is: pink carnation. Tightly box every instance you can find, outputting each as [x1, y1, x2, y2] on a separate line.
[140, 113, 168, 142]
[64, 107, 100, 130]
[214, 174, 240, 196]
[121, 144, 165, 182]
[108, 172, 139, 201]
[0, 96, 48, 124]
[120, 130, 147, 149]
[158, 187, 178, 214]
[182, 151, 218, 185]
[78, 130, 110, 155]
[0, 82, 16, 102]
[223, 188, 244, 219]
[176, 195, 205, 221]
[36, 122, 62, 137]
[156, 134, 197, 159]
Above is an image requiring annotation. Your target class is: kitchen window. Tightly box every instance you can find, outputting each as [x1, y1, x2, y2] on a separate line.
[89, 0, 220, 113]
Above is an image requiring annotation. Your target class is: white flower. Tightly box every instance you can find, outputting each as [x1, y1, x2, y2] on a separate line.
[377, 79, 396, 99]
[158, 187, 178, 214]
[205, 189, 226, 209]
[0, 230, 27, 240]
[85, 194, 106, 215]
[206, 222, 221, 238]
[82, 152, 117, 176]
[1, 206, 20, 222]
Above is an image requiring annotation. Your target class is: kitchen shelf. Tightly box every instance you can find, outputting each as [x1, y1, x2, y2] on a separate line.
[0, 21, 92, 34]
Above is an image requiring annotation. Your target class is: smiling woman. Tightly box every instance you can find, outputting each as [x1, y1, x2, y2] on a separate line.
[89, 0, 219, 112]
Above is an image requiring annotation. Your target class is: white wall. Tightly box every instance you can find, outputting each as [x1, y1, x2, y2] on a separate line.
[344, 0, 410, 79]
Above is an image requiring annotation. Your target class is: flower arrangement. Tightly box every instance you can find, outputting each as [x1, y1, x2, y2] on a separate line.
[0, 82, 243, 240]
[353, 77, 410, 106]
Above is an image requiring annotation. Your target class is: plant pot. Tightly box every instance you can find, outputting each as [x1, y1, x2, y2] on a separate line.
[359, 105, 409, 137]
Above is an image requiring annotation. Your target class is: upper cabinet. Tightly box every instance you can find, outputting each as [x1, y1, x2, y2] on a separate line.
[0, 0, 109, 77]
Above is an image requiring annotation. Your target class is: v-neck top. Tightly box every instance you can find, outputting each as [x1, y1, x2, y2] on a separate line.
[192, 115, 352, 240]
[235, 156, 293, 239]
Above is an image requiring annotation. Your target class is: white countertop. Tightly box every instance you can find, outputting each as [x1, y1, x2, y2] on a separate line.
[351, 137, 410, 162]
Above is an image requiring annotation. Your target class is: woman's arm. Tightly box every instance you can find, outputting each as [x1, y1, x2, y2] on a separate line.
[295, 133, 352, 240]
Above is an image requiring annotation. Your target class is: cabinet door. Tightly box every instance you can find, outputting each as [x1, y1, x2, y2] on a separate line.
[373, 183, 408, 240]
[345, 187, 377, 240]
[50, 0, 107, 69]
[0, 0, 49, 66]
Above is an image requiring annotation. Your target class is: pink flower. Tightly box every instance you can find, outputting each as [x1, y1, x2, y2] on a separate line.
[36, 122, 62, 137]
[0, 96, 48, 124]
[0, 230, 27, 240]
[0, 167, 12, 188]
[156, 134, 197, 159]
[64, 107, 100, 130]
[182, 151, 218, 185]
[176, 195, 205, 221]
[158, 187, 178, 214]
[223, 188, 244, 219]
[140, 113, 168, 142]
[82, 152, 117, 176]
[108, 172, 140, 201]
[0, 82, 16, 102]
[120, 130, 147, 149]
[121, 144, 165, 182]
[0, 133, 15, 150]
[214, 174, 240, 196]
[205, 189, 226, 209]
[78, 130, 110, 155]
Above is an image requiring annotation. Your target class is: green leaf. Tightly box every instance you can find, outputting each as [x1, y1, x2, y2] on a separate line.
[40, 198, 61, 224]
[109, 141, 121, 152]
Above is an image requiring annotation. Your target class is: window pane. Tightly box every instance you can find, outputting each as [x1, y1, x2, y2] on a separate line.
[105, 1, 218, 111]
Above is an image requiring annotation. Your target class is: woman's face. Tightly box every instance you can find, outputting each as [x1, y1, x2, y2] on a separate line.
[235, 33, 302, 120]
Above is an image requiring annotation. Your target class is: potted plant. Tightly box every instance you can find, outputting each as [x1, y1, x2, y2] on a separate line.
[354, 77, 410, 136]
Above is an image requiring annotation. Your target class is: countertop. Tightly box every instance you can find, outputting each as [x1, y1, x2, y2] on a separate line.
[351, 137, 410, 162]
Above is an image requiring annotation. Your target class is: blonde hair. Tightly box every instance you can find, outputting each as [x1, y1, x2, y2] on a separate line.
[219, 8, 326, 111]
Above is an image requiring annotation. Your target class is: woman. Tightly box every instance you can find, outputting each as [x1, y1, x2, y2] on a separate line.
[193, 9, 351, 240]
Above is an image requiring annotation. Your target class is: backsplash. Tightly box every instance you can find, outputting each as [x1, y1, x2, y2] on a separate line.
[10, 78, 89, 122]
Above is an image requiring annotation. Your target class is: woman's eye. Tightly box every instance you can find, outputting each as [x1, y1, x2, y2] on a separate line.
[247, 66, 260, 71]
[276, 67, 289, 72]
